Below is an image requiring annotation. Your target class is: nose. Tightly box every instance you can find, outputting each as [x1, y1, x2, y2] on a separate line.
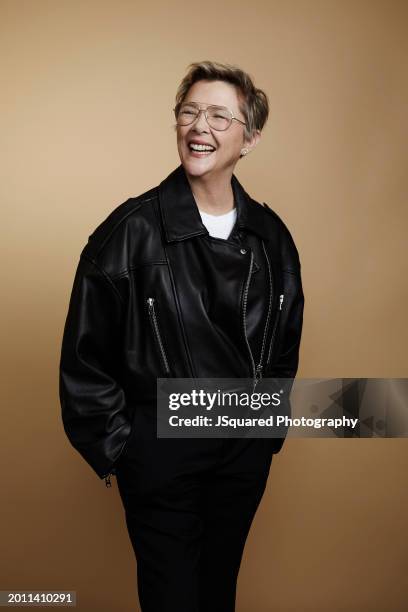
[192, 109, 209, 132]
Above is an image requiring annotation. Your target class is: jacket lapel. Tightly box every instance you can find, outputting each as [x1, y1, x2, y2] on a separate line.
[158, 164, 281, 259]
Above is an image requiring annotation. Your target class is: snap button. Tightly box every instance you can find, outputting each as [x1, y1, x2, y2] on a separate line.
[240, 248, 247, 255]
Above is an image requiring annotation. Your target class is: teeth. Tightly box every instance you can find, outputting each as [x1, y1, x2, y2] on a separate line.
[189, 143, 215, 152]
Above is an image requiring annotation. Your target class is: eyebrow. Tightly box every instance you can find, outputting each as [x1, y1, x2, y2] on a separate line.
[183, 101, 229, 109]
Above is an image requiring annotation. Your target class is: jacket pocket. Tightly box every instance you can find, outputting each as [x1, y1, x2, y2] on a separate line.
[266, 293, 284, 367]
[114, 407, 138, 468]
[146, 297, 171, 376]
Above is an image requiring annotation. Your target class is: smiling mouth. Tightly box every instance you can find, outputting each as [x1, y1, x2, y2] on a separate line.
[188, 143, 216, 156]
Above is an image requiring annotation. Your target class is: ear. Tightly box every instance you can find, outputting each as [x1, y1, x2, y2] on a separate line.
[241, 129, 261, 156]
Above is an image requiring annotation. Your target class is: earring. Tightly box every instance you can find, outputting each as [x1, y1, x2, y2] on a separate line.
[241, 148, 248, 156]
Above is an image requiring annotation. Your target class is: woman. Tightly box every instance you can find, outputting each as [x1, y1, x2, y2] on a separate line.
[60, 60, 304, 612]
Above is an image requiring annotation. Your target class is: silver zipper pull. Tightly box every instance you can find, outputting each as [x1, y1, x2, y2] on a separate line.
[252, 364, 263, 393]
[255, 363, 263, 380]
[279, 294, 284, 310]
[252, 374, 261, 393]
[147, 297, 154, 310]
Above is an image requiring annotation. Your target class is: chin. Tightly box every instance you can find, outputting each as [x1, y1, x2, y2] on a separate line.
[181, 156, 216, 178]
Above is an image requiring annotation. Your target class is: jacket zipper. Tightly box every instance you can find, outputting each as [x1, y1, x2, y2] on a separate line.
[242, 250, 256, 389]
[266, 293, 284, 367]
[242, 244, 274, 392]
[242, 249, 273, 393]
[147, 297, 171, 375]
[104, 473, 112, 487]
[255, 241, 273, 384]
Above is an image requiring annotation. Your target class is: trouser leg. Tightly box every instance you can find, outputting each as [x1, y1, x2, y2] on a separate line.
[197, 438, 273, 612]
[116, 437, 273, 612]
[116, 438, 221, 612]
[120, 499, 203, 612]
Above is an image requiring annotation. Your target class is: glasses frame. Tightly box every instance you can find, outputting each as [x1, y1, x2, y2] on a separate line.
[174, 101, 247, 131]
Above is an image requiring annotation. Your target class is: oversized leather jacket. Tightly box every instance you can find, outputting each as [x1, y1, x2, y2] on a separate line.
[59, 165, 305, 483]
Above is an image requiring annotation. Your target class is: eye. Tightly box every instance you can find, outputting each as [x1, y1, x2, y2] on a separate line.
[179, 105, 198, 116]
[208, 107, 230, 120]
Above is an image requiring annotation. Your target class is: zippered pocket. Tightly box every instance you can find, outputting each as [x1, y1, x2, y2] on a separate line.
[147, 297, 171, 376]
[266, 293, 284, 367]
[104, 409, 137, 487]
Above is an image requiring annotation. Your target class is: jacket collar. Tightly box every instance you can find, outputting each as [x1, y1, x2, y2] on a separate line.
[158, 164, 273, 243]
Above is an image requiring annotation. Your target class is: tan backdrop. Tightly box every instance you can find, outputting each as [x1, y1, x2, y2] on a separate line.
[1, 0, 407, 610]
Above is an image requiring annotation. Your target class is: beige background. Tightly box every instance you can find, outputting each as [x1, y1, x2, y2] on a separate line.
[1, 0, 407, 610]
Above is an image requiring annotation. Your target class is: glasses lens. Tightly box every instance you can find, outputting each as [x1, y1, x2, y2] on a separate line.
[177, 104, 199, 125]
[207, 106, 232, 131]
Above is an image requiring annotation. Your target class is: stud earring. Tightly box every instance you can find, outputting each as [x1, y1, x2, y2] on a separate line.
[241, 148, 249, 156]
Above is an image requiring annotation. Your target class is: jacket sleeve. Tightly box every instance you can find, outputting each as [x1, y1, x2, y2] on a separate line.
[271, 267, 304, 380]
[59, 253, 131, 479]
[267, 221, 305, 453]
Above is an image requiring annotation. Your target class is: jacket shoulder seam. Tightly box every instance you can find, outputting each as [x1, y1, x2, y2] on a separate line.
[263, 202, 301, 267]
[80, 253, 124, 304]
[86, 192, 158, 260]
[94, 196, 153, 257]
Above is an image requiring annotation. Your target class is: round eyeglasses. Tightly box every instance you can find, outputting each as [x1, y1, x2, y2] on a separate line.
[174, 102, 247, 131]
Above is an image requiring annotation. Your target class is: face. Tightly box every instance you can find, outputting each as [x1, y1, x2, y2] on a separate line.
[176, 80, 260, 180]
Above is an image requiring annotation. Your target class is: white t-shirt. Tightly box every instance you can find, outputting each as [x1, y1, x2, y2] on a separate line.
[198, 207, 237, 240]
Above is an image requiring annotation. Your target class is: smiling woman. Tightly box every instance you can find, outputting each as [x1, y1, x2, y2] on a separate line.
[176, 79, 255, 179]
[173, 63, 267, 213]
[59, 60, 304, 612]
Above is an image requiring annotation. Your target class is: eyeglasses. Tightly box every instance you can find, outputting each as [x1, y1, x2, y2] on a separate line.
[174, 102, 247, 131]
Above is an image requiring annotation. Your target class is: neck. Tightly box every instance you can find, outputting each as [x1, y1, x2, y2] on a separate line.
[186, 170, 235, 215]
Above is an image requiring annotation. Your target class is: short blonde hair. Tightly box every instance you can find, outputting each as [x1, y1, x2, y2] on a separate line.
[174, 60, 269, 141]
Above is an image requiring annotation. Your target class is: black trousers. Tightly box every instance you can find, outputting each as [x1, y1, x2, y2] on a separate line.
[116, 436, 274, 612]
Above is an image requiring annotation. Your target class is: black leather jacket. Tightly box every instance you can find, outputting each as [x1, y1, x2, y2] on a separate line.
[59, 165, 305, 482]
